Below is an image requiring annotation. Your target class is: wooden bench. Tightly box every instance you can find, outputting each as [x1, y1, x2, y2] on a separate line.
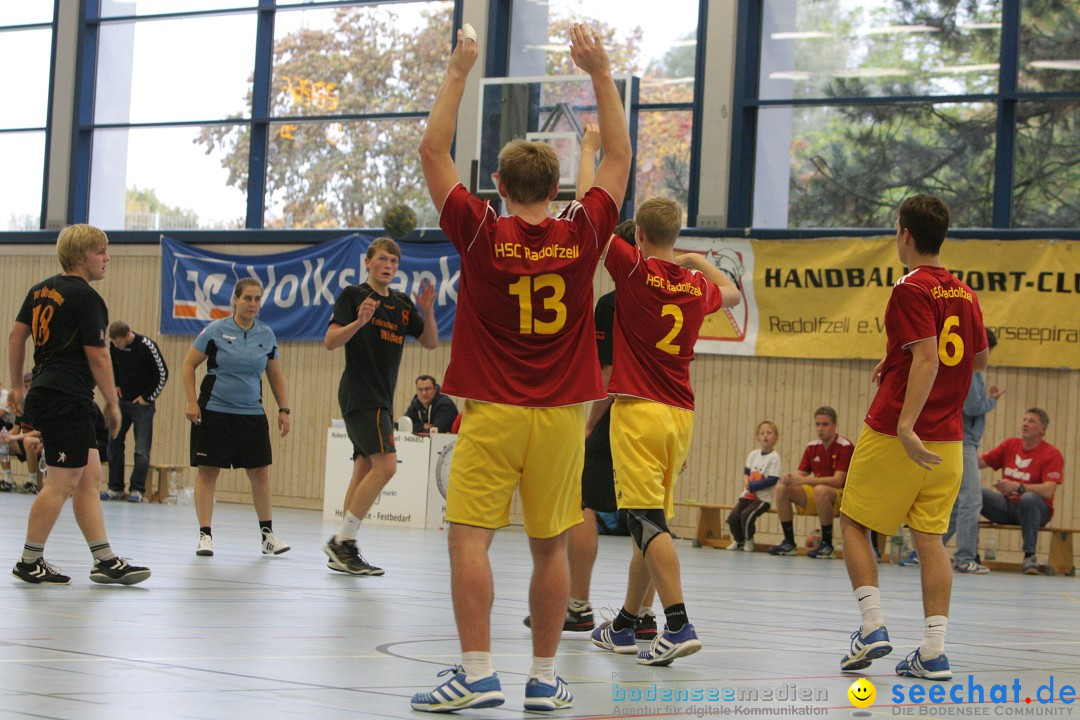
[979, 521, 1077, 577]
[672, 501, 853, 558]
[146, 464, 184, 503]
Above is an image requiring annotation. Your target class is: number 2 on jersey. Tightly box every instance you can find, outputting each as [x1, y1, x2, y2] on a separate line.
[656, 304, 684, 355]
[938, 315, 964, 366]
[509, 274, 567, 335]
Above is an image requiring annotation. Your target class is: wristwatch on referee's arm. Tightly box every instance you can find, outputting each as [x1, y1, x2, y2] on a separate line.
[279, 408, 290, 415]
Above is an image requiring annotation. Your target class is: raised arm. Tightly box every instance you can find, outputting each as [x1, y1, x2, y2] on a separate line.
[675, 253, 743, 308]
[419, 28, 479, 213]
[575, 123, 601, 201]
[570, 25, 631, 208]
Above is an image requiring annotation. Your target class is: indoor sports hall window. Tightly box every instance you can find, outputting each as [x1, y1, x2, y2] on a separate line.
[0, 4, 54, 231]
[733, 0, 1080, 230]
[505, 0, 701, 219]
[81, 0, 454, 231]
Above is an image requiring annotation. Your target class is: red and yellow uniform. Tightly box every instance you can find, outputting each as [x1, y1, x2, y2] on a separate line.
[438, 184, 620, 537]
[843, 266, 987, 535]
[794, 437, 854, 516]
[604, 242, 724, 517]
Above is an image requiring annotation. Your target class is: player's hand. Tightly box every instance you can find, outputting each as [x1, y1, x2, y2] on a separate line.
[898, 428, 942, 471]
[581, 123, 601, 154]
[871, 358, 886, 386]
[449, 28, 479, 79]
[278, 411, 291, 438]
[105, 402, 122, 439]
[570, 24, 611, 78]
[133, 395, 149, 406]
[416, 280, 436, 312]
[988, 385, 1004, 400]
[186, 401, 202, 425]
[356, 296, 379, 325]
[6, 387, 22, 415]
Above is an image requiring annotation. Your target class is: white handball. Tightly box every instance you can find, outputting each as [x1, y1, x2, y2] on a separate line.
[462, 23, 477, 42]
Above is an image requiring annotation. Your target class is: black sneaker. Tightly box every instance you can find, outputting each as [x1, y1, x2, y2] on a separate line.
[0, 479, 14, 492]
[90, 557, 151, 585]
[635, 609, 658, 640]
[12, 558, 71, 585]
[323, 538, 385, 576]
[523, 604, 595, 632]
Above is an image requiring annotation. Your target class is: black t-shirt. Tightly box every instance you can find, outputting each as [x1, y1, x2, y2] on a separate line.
[330, 283, 424, 414]
[595, 290, 615, 367]
[15, 274, 108, 401]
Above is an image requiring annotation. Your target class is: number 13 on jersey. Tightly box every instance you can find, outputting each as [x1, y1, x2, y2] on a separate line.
[509, 274, 567, 335]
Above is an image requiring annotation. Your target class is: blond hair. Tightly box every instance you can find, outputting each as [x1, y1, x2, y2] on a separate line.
[56, 224, 108, 272]
[756, 420, 779, 439]
[367, 237, 402, 260]
[232, 277, 263, 298]
[497, 140, 561, 204]
[634, 198, 682, 247]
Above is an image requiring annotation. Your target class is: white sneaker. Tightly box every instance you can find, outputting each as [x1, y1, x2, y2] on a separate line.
[261, 530, 291, 555]
[743, 540, 755, 552]
[726, 539, 743, 551]
[196, 532, 214, 556]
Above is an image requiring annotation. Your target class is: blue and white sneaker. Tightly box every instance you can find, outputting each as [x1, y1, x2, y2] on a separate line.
[841, 626, 892, 671]
[410, 666, 505, 713]
[898, 550, 920, 566]
[896, 649, 952, 681]
[768, 540, 797, 556]
[591, 620, 638, 654]
[637, 623, 702, 666]
[807, 543, 836, 559]
[523, 676, 573, 711]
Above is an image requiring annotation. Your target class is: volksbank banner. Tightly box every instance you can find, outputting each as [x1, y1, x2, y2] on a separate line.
[675, 235, 1078, 370]
[160, 234, 460, 341]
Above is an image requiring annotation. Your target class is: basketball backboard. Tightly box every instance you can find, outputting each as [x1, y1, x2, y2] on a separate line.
[471, 74, 638, 210]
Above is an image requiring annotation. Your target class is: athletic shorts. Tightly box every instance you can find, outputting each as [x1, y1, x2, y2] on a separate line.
[796, 483, 844, 516]
[22, 388, 99, 469]
[610, 397, 693, 520]
[190, 408, 272, 469]
[446, 399, 584, 539]
[581, 408, 616, 512]
[343, 407, 396, 459]
[840, 425, 962, 535]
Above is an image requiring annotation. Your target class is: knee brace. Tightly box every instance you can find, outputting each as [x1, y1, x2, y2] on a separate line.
[625, 509, 670, 555]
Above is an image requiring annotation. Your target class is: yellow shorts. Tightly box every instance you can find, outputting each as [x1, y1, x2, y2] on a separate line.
[610, 397, 694, 520]
[840, 425, 962, 535]
[446, 400, 584, 539]
[797, 484, 844, 516]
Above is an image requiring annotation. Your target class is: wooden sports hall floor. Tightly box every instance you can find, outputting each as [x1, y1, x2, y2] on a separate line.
[0, 495, 1077, 719]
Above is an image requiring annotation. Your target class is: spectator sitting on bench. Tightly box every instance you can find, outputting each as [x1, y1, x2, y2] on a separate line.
[405, 375, 459, 434]
[979, 408, 1064, 575]
[768, 406, 854, 559]
[726, 421, 781, 552]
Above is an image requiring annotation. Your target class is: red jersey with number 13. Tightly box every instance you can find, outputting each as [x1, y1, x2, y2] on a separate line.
[605, 241, 724, 410]
[865, 265, 987, 442]
[439, 184, 619, 407]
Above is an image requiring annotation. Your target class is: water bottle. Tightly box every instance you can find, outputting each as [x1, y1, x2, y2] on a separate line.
[890, 533, 903, 564]
[984, 534, 997, 562]
[166, 468, 178, 504]
[806, 528, 821, 549]
[0, 436, 11, 483]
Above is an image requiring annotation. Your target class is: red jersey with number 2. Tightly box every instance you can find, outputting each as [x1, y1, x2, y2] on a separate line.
[605, 242, 724, 410]
[865, 265, 987, 442]
[438, 183, 619, 407]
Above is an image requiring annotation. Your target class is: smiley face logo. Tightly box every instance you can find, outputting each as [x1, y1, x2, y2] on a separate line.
[848, 678, 876, 708]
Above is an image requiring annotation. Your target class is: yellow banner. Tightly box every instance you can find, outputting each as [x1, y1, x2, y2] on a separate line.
[674, 235, 1079, 370]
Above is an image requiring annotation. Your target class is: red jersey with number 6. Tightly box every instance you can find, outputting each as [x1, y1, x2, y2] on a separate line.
[438, 183, 619, 407]
[865, 265, 987, 441]
[605, 242, 724, 410]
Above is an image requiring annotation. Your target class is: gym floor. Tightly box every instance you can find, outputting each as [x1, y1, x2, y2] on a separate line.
[0, 495, 1077, 719]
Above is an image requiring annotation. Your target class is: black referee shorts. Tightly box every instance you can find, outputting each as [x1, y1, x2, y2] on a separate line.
[190, 408, 272, 469]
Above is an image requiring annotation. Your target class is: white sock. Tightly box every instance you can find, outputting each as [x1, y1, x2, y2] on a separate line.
[461, 651, 494, 683]
[529, 656, 556, 683]
[334, 511, 362, 543]
[920, 615, 947, 658]
[855, 585, 884, 636]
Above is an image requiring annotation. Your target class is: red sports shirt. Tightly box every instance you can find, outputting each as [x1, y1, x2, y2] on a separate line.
[605, 242, 724, 410]
[439, 184, 619, 407]
[865, 266, 987, 442]
[981, 438, 1065, 515]
[797, 436, 855, 478]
